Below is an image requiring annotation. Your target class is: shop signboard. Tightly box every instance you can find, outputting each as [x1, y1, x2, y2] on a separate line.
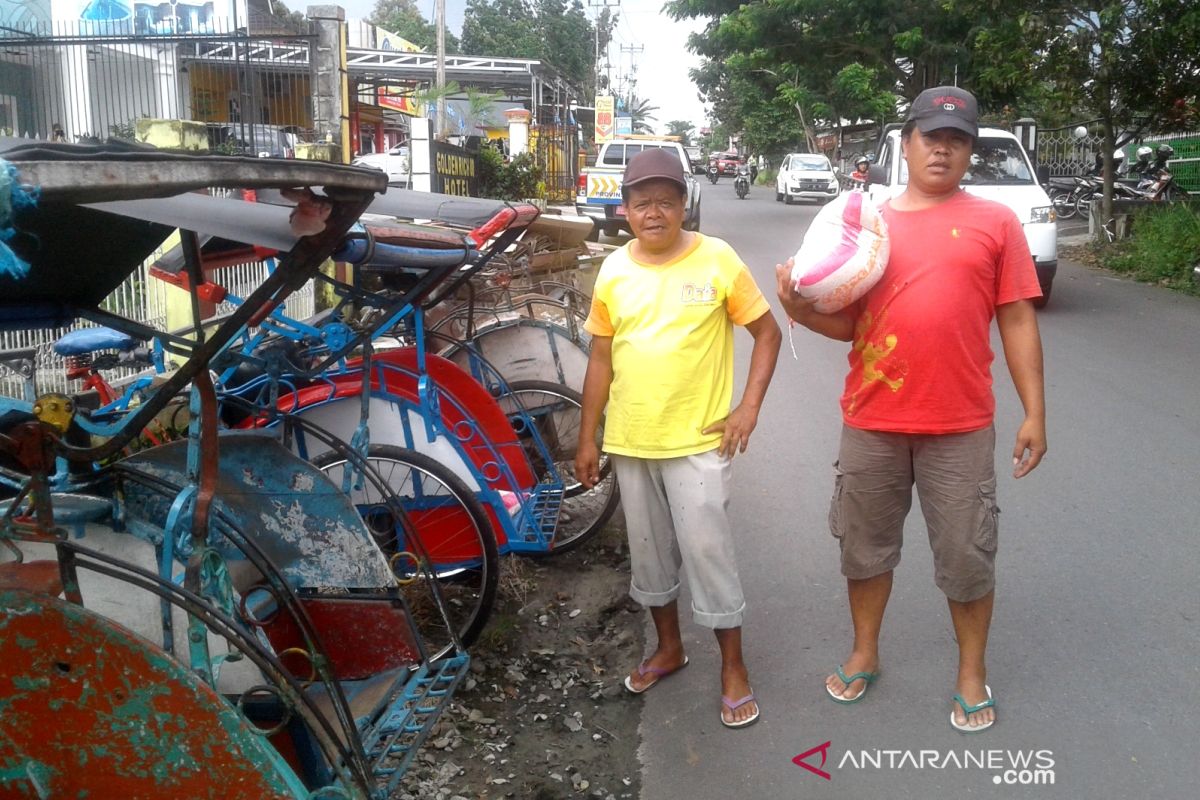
[431, 140, 478, 197]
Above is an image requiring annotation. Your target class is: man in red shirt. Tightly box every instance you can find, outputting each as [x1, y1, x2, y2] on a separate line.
[776, 86, 1046, 732]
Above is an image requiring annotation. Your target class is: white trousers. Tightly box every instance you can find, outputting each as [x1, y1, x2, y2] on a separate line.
[612, 450, 746, 629]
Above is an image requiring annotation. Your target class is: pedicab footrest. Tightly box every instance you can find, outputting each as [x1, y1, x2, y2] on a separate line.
[360, 653, 470, 792]
[515, 483, 564, 548]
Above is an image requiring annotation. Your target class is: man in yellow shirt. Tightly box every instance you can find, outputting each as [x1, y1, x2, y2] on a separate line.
[576, 148, 781, 728]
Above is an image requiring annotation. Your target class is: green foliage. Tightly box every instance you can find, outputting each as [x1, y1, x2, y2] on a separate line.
[369, 0, 460, 52]
[1099, 203, 1200, 294]
[461, 0, 605, 95]
[478, 148, 545, 201]
[109, 119, 136, 141]
[958, 0, 1200, 138]
[249, 0, 306, 32]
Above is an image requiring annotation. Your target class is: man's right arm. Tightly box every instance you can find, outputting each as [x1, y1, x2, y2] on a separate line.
[774, 259, 856, 341]
[575, 335, 614, 489]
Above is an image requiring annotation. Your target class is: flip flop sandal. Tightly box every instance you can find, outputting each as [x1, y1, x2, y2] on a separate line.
[950, 685, 996, 733]
[623, 655, 689, 695]
[720, 692, 760, 729]
[826, 665, 879, 704]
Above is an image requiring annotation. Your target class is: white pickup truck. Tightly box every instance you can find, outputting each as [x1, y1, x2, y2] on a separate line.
[576, 137, 701, 239]
[868, 125, 1057, 307]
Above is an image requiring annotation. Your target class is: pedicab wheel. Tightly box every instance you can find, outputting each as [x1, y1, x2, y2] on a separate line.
[310, 446, 498, 653]
[494, 380, 621, 556]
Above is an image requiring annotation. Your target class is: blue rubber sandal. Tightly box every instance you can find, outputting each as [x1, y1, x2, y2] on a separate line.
[950, 685, 995, 732]
[826, 665, 878, 704]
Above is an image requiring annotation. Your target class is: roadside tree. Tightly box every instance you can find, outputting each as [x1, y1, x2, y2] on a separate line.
[369, 0, 461, 52]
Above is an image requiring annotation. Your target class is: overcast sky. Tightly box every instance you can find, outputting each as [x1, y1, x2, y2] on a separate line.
[334, 0, 709, 134]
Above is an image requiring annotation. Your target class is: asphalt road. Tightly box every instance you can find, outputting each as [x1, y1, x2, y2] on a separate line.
[622, 180, 1200, 799]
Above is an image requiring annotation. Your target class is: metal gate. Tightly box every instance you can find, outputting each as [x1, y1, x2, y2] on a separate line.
[1036, 121, 1105, 178]
[533, 122, 579, 203]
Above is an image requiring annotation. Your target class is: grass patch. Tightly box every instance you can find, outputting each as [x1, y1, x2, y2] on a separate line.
[496, 553, 537, 609]
[1095, 203, 1200, 294]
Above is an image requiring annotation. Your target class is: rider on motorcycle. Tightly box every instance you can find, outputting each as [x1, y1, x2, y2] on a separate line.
[848, 157, 870, 188]
[734, 162, 751, 197]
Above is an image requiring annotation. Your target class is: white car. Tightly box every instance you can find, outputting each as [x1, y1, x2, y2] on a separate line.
[352, 143, 409, 185]
[776, 153, 840, 204]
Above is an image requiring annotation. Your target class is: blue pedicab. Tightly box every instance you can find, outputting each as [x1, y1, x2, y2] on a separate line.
[0, 141, 469, 798]
[128, 191, 619, 648]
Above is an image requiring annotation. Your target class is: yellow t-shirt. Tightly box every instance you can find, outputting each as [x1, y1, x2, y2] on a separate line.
[584, 233, 770, 458]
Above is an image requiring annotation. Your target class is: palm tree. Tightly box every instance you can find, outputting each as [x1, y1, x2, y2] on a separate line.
[627, 97, 659, 135]
[665, 120, 695, 145]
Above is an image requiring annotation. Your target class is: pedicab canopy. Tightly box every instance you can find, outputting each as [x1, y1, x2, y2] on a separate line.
[0, 138, 386, 331]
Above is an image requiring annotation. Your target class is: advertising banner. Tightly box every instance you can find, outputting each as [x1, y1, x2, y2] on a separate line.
[378, 87, 422, 117]
[595, 95, 614, 144]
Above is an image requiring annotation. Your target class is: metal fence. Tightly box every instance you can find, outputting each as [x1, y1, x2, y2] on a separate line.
[1138, 131, 1200, 193]
[1037, 122, 1200, 192]
[0, 17, 316, 399]
[0, 17, 314, 147]
[0, 246, 314, 401]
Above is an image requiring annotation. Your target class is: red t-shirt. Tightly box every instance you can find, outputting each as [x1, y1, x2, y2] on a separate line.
[840, 191, 1041, 434]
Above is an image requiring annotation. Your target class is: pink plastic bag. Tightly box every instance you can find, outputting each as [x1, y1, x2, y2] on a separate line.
[788, 192, 889, 313]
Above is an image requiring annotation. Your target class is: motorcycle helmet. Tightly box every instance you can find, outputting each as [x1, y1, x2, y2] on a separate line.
[1156, 144, 1174, 160]
[855, 156, 869, 169]
[1113, 149, 1126, 162]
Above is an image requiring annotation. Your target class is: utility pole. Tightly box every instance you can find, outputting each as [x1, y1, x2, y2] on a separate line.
[619, 43, 643, 105]
[435, 0, 447, 139]
[588, 0, 620, 100]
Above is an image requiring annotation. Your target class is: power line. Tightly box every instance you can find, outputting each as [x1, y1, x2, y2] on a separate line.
[588, 0, 621, 98]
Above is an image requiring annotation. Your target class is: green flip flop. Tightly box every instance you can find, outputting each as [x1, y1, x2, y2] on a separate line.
[826, 665, 879, 704]
[950, 685, 995, 732]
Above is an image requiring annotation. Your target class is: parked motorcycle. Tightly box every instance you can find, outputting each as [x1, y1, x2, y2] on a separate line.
[1136, 144, 1190, 202]
[734, 164, 750, 199]
[707, 163, 719, 185]
[1074, 144, 1190, 220]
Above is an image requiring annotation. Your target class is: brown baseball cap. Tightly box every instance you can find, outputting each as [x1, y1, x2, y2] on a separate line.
[623, 147, 688, 194]
[907, 86, 978, 138]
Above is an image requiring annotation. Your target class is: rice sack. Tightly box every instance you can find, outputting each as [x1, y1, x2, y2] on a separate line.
[788, 191, 889, 313]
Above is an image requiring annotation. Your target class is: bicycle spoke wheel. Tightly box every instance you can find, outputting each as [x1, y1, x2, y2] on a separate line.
[495, 380, 620, 556]
[311, 446, 498, 655]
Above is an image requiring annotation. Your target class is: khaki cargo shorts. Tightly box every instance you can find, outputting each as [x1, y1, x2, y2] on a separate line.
[829, 425, 1000, 602]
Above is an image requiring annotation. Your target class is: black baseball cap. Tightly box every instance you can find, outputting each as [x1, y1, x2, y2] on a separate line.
[907, 86, 978, 138]
[623, 147, 688, 194]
